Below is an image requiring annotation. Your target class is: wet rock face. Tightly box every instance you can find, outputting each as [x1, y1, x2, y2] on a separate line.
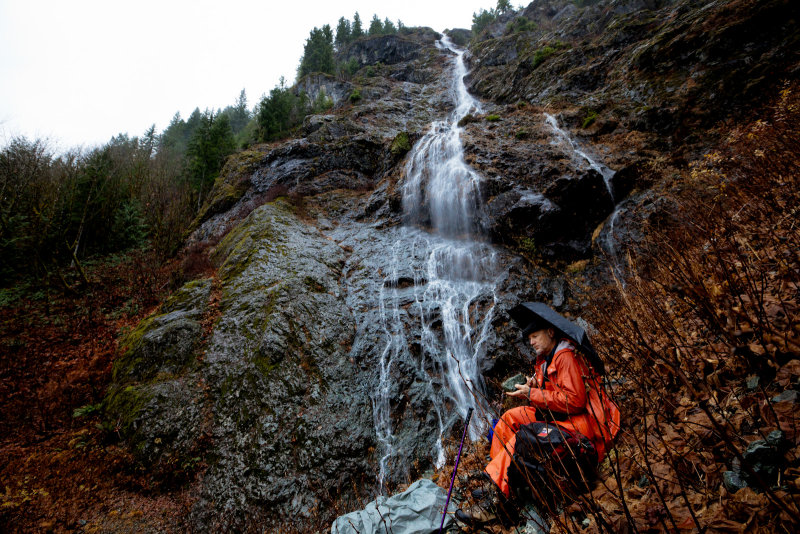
[104, 279, 213, 469]
[106, 201, 378, 531]
[294, 73, 354, 108]
[327, 223, 546, 483]
[465, 0, 800, 143]
[338, 32, 438, 69]
[460, 107, 625, 258]
[193, 201, 375, 531]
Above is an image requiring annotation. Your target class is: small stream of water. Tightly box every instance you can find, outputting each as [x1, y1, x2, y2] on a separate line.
[544, 113, 624, 271]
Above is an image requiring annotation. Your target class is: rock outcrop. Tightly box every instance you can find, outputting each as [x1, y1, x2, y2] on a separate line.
[107, 201, 378, 530]
[465, 0, 800, 143]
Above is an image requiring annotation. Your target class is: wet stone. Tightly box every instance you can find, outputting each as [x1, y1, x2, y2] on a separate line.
[746, 375, 760, 390]
[521, 503, 550, 533]
[771, 390, 799, 404]
[503, 374, 527, 392]
[740, 438, 785, 488]
[723, 470, 748, 493]
[766, 430, 788, 449]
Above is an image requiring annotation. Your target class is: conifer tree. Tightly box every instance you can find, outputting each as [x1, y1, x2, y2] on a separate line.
[335, 17, 351, 48]
[352, 12, 363, 38]
[368, 14, 383, 35]
[256, 77, 307, 142]
[227, 89, 250, 135]
[186, 111, 235, 205]
[298, 25, 335, 78]
[496, 0, 512, 14]
[383, 18, 396, 34]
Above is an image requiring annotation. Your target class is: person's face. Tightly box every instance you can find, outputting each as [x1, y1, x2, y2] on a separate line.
[528, 328, 555, 357]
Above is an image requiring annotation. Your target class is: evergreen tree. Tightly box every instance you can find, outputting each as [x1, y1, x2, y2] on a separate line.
[226, 89, 250, 135]
[352, 12, 363, 38]
[186, 111, 235, 204]
[497, 0, 512, 14]
[257, 77, 307, 142]
[383, 18, 396, 34]
[322, 23, 333, 45]
[298, 25, 335, 78]
[159, 112, 186, 153]
[142, 124, 156, 158]
[335, 17, 351, 48]
[368, 14, 383, 35]
[184, 108, 204, 149]
[472, 8, 497, 34]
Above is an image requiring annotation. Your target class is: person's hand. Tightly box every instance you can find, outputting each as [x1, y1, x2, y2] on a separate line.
[525, 375, 535, 388]
[506, 375, 534, 398]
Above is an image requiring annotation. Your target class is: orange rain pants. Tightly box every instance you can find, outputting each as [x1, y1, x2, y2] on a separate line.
[485, 341, 609, 497]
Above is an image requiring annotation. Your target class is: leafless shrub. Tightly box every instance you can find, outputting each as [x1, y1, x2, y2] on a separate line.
[571, 83, 800, 532]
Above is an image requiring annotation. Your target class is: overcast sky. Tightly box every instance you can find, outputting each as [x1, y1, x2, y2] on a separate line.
[0, 0, 500, 150]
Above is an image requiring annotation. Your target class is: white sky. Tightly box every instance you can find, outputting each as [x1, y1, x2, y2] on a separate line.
[0, 0, 498, 150]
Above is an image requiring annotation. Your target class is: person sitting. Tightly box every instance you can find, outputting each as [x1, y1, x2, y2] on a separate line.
[457, 307, 620, 525]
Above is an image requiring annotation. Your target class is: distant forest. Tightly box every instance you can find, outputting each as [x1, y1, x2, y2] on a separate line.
[0, 6, 500, 286]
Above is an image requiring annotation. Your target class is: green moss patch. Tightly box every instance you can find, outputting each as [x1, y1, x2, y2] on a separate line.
[390, 131, 412, 158]
[102, 384, 153, 437]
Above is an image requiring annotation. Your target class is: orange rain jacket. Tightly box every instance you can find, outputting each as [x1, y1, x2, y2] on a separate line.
[486, 340, 620, 497]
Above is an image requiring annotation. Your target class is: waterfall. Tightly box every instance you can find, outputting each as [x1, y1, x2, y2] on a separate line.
[544, 113, 615, 199]
[373, 35, 498, 489]
[544, 113, 625, 277]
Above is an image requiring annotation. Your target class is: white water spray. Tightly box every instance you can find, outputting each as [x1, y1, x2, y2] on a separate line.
[373, 36, 498, 488]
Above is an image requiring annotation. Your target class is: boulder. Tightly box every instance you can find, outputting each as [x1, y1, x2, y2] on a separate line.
[105, 201, 378, 531]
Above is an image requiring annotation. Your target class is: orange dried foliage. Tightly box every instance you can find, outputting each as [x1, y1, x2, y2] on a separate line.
[0, 249, 212, 532]
[577, 84, 800, 532]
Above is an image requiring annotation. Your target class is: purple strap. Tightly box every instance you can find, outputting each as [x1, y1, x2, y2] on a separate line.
[439, 407, 474, 533]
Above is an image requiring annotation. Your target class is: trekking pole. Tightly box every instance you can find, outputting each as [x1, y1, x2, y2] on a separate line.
[439, 406, 473, 533]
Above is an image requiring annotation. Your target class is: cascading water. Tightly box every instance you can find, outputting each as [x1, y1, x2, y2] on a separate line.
[373, 36, 499, 489]
[544, 113, 616, 198]
[544, 113, 624, 272]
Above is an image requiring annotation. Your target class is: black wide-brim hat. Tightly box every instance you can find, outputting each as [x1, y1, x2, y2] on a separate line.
[519, 317, 552, 339]
[509, 302, 605, 374]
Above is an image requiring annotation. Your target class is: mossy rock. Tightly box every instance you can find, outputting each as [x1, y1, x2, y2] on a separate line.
[390, 131, 412, 158]
[102, 379, 207, 468]
[211, 200, 294, 284]
[113, 317, 201, 383]
[113, 278, 212, 383]
[102, 384, 154, 438]
[192, 148, 267, 228]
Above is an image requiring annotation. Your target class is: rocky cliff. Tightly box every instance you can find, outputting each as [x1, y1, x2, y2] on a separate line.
[101, 2, 800, 530]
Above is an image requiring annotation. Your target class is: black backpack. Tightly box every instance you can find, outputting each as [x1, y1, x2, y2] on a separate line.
[507, 421, 598, 497]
